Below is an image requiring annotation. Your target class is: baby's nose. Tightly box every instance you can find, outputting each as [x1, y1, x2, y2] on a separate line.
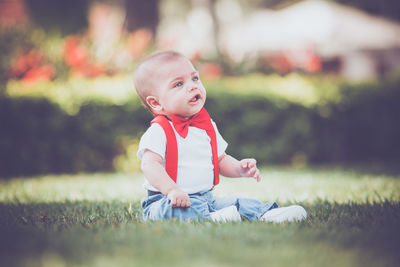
[188, 83, 198, 91]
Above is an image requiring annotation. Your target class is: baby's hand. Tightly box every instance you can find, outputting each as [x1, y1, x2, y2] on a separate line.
[167, 188, 191, 208]
[239, 158, 261, 182]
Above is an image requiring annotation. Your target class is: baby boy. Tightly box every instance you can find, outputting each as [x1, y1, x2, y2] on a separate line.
[134, 51, 306, 222]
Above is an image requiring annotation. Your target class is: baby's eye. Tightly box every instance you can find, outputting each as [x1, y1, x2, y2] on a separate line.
[174, 81, 183, 88]
[192, 76, 199, 82]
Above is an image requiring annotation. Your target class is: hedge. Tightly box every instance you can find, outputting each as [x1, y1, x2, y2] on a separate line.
[1, 75, 400, 178]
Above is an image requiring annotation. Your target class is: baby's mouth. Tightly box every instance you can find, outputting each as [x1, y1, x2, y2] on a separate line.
[189, 94, 201, 103]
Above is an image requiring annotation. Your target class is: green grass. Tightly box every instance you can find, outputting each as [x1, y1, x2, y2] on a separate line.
[1, 167, 400, 267]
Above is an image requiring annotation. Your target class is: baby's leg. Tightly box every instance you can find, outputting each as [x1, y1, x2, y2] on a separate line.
[141, 194, 211, 221]
[213, 195, 279, 221]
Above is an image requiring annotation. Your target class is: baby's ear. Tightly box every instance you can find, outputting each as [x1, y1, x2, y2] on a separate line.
[146, 96, 162, 112]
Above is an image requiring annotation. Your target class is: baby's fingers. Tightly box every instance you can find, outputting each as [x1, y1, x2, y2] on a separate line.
[254, 169, 261, 182]
[248, 159, 256, 169]
[178, 195, 191, 208]
[170, 197, 177, 207]
[247, 167, 257, 177]
[241, 159, 256, 169]
[184, 199, 191, 207]
[241, 161, 249, 169]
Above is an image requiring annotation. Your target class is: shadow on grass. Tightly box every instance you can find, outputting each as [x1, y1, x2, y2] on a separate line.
[0, 200, 399, 267]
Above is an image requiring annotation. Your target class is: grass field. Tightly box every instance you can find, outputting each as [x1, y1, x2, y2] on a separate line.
[1, 166, 400, 267]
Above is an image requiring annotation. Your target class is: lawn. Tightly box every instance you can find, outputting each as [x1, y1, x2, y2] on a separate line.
[1, 166, 400, 267]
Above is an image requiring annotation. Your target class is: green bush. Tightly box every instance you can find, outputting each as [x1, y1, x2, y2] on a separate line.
[1, 75, 399, 178]
[0, 97, 151, 177]
[207, 77, 400, 165]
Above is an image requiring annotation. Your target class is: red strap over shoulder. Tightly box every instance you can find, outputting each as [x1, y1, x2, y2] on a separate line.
[151, 115, 178, 182]
[207, 124, 220, 185]
[151, 111, 220, 186]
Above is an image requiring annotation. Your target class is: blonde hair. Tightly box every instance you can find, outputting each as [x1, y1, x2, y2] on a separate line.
[133, 51, 186, 112]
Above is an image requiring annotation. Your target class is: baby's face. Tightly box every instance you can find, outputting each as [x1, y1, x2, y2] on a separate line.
[152, 57, 206, 119]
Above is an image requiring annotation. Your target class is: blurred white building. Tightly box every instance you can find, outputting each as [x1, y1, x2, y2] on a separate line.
[158, 0, 400, 80]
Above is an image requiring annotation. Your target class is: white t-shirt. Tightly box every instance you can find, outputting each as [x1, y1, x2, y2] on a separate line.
[137, 120, 228, 194]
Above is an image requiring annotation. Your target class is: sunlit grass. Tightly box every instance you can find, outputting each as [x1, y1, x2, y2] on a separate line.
[216, 167, 400, 204]
[2, 167, 399, 204]
[0, 173, 145, 203]
[1, 166, 399, 267]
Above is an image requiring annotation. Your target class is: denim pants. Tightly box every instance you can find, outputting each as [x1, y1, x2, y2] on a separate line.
[141, 190, 279, 221]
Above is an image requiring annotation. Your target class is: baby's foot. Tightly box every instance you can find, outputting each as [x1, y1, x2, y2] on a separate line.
[260, 205, 307, 223]
[210, 205, 241, 222]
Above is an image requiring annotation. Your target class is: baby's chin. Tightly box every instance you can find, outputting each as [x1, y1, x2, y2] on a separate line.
[180, 104, 204, 118]
[191, 102, 205, 113]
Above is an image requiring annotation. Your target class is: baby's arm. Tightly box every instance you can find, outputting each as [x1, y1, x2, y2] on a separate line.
[141, 150, 191, 207]
[218, 153, 261, 182]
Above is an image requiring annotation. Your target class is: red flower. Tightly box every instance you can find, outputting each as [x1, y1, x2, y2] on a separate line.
[22, 64, 55, 85]
[306, 54, 321, 73]
[201, 63, 223, 80]
[10, 49, 55, 85]
[10, 50, 43, 78]
[63, 35, 107, 78]
[128, 29, 153, 59]
[63, 36, 90, 68]
[271, 53, 292, 74]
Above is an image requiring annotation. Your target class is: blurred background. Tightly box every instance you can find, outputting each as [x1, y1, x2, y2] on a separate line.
[1, 0, 400, 178]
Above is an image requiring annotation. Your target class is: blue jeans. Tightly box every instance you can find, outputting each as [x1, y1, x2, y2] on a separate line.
[141, 190, 279, 221]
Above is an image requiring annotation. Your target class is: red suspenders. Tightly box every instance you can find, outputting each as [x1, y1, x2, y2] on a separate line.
[151, 115, 220, 185]
[151, 115, 179, 183]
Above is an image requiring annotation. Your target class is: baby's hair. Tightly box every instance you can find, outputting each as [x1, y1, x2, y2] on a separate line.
[133, 51, 186, 112]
